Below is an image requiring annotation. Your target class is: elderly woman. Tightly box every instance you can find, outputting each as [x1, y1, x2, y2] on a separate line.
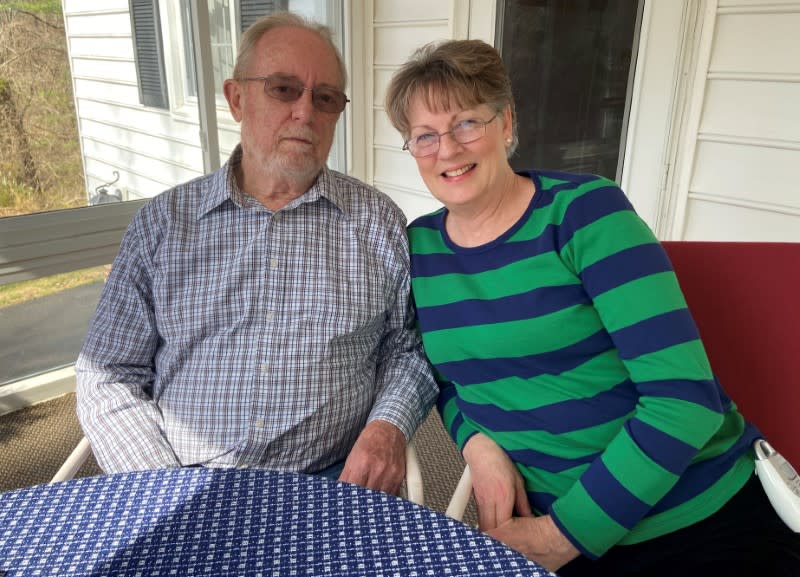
[385, 40, 800, 576]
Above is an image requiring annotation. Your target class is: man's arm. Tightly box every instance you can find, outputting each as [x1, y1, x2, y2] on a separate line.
[75, 221, 180, 472]
[339, 233, 438, 493]
[366, 293, 438, 437]
[339, 300, 437, 491]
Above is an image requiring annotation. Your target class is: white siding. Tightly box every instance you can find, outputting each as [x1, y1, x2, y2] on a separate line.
[670, 0, 800, 240]
[369, 0, 458, 221]
[683, 199, 800, 240]
[63, 0, 214, 201]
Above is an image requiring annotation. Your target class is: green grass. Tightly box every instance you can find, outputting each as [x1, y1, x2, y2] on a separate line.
[0, 266, 107, 308]
[1, 1, 62, 14]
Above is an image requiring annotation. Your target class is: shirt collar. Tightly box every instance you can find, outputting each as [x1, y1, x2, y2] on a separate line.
[196, 146, 243, 219]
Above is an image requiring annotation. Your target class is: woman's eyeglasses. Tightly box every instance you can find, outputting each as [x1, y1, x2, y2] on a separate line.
[403, 114, 499, 158]
[240, 74, 349, 114]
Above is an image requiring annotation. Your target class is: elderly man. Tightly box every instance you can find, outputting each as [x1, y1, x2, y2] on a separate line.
[75, 12, 436, 495]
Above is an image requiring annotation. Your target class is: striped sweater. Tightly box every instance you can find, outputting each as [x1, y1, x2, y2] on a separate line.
[408, 170, 758, 558]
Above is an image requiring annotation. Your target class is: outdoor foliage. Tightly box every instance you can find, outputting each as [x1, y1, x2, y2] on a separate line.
[0, 1, 98, 309]
[0, 1, 85, 217]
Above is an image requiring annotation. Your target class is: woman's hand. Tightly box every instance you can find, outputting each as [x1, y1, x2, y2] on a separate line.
[487, 514, 580, 573]
[462, 433, 532, 530]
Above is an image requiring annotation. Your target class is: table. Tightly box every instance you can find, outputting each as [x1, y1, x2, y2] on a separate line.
[0, 468, 554, 576]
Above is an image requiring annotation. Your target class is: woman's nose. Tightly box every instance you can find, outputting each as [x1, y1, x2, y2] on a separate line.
[436, 132, 462, 157]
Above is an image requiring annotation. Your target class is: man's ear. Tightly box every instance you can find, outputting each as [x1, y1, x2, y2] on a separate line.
[224, 78, 243, 122]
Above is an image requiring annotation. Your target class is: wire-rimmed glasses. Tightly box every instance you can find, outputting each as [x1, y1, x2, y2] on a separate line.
[240, 74, 350, 114]
[402, 113, 499, 157]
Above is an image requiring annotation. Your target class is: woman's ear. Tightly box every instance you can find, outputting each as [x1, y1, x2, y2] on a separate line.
[502, 104, 513, 142]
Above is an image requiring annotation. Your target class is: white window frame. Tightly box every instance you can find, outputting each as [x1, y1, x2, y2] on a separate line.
[160, 1, 238, 126]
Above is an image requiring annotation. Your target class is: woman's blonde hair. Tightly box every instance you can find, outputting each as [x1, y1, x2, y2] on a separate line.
[232, 11, 347, 89]
[385, 39, 518, 156]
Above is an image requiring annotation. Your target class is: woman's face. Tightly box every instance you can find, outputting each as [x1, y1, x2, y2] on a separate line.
[406, 96, 513, 211]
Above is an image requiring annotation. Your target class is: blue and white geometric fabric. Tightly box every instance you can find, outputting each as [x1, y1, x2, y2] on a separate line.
[0, 468, 555, 576]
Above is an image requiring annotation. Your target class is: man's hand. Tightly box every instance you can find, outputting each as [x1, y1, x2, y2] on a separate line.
[487, 514, 580, 573]
[339, 420, 406, 494]
[463, 433, 532, 531]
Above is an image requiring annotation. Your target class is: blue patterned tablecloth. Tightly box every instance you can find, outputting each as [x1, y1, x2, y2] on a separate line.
[0, 468, 554, 576]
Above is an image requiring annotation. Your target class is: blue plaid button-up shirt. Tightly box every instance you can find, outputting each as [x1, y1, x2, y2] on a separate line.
[76, 148, 437, 473]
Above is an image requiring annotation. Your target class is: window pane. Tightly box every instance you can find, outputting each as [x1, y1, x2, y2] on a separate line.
[181, 0, 199, 97]
[498, 0, 641, 179]
[0, 7, 107, 388]
[181, 0, 235, 101]
[1, 4, 179, 390]
[289, 0, 347, 173]
[210, 0, 235, 96]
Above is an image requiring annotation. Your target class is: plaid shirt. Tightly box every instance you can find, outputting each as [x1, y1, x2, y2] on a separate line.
[76, 148, 437, 473]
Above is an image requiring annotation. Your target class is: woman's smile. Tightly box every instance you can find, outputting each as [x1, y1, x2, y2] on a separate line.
[442, 163, 477, 179]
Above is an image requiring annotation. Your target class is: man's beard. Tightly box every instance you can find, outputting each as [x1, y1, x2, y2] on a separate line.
[272, 149, 323, 182]
[267, 131, 326, 183]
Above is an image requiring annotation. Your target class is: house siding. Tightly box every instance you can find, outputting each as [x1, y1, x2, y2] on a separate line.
[674, 0, 800, 240]
[369, 0, 454, 220]
[63, 0, 210, 202]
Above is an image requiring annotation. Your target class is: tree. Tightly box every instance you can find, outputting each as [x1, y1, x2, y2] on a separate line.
[0, 1, 83, 215]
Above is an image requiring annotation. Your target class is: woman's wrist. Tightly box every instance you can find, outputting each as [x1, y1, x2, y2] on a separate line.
[462, 432, 494, 463]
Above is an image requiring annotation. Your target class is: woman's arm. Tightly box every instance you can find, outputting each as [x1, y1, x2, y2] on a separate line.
[549, 178, 725, 558]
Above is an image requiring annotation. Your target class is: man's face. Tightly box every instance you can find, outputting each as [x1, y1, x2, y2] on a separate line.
[227, 26, 344, 185]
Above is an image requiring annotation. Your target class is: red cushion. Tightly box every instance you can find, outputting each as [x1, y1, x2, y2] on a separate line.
[662, 241, 800, 466]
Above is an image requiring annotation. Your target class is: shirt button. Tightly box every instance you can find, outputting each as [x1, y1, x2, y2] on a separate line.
[266, 311, 274, 321]
[254, 419, 265, 428]
[260, 364, 270, 373]
[270, 258, 278, 269]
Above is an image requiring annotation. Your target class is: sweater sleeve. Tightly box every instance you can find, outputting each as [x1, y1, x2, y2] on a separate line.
[548, 177, 725, 558]
[435, 369, 481, 451]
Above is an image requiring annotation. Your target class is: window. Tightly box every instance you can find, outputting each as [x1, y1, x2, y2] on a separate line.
[140, 1, 288, 108]
[180, 0, 243, 101]
[497, 0, 643, 180]
[240, 1, 289, 31]
[177, 0, 290, 103]
[0, 5, 123, 389]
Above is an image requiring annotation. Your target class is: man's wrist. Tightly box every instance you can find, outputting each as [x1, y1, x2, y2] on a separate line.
[366, 416, 410, 443]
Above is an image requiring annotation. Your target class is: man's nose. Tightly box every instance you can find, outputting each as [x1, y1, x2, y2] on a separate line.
[291, 89, 315, 121]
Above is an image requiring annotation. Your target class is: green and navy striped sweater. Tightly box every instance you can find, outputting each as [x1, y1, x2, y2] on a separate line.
[408, 170, 759, 559]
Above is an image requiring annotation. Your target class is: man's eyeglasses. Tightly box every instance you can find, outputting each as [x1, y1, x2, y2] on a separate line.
[240, 74, 350, 114]
[403, 114, 499, 158]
